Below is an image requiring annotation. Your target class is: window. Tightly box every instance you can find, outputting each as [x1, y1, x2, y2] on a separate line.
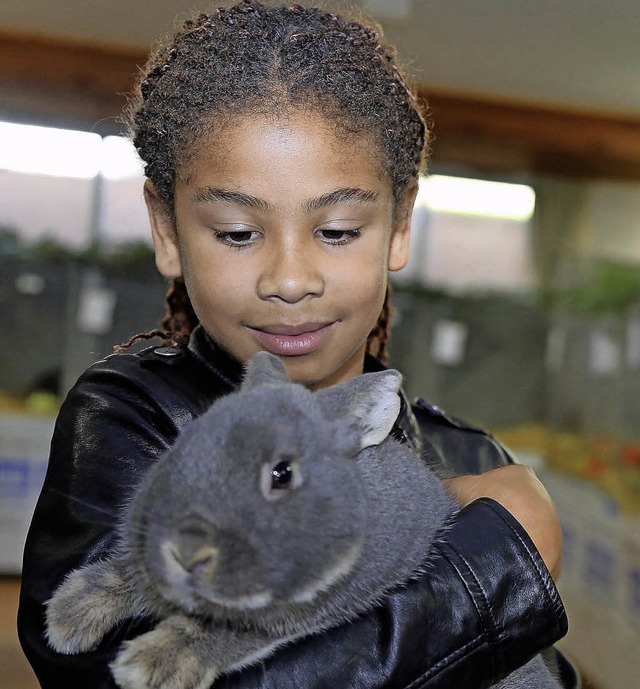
[396, 174, 537, 293]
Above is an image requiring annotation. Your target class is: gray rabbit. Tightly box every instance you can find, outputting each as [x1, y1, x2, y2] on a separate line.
[46, 351, 560, 689]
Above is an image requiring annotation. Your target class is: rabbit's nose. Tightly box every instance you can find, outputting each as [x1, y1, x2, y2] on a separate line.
[171, 526, 218, 574]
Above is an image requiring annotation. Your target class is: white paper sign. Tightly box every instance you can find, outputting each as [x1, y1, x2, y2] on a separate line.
[77, 286, 117, 335]
[432, 319, 468, 366]
[588, 329, 620, 377]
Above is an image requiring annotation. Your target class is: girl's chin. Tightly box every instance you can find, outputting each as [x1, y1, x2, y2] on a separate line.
[283, 353, 367, 390]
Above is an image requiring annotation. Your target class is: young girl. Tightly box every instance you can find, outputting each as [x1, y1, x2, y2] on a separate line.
[18, 2, 575, 687]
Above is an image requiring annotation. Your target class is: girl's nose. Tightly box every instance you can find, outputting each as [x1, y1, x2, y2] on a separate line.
[257, 243, 324, 303]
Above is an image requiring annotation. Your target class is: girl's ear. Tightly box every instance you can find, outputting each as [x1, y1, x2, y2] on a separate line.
[388, 180, 419, 272]
[144, 180, 183, 279]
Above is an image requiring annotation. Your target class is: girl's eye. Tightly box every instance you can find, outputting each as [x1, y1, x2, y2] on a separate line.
[317, 228, 361, 245]
[213, 230, 260, 247]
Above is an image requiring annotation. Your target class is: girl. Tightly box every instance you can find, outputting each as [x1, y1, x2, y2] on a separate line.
[18, 2, 574, 687]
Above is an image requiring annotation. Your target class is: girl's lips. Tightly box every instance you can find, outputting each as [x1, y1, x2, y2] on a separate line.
[250, 322, 335, 356]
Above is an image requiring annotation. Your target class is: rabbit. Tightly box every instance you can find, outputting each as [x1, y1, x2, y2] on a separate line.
[45, 351, 560, 689]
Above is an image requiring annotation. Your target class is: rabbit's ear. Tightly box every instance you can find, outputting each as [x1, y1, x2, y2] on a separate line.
[242, 351, 290, 389]
[316, 370, 402, 448]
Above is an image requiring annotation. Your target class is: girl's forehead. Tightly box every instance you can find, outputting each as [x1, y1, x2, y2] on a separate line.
[177, 110, 389, 190]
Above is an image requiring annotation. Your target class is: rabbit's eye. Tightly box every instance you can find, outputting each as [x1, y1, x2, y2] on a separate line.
[271, 461, 293, 489]
[261, 458, 302, 500]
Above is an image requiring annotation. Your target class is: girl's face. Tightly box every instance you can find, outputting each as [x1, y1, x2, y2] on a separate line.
[147, 111, 415, 389]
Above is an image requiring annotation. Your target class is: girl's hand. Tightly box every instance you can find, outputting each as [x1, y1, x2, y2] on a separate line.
[443, 465, 563, 581]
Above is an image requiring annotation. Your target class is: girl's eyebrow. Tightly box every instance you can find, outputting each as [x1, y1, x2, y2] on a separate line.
[191, 186, 379, 213]
[192, 187, 273, 213]
[304, 188, 379, 212]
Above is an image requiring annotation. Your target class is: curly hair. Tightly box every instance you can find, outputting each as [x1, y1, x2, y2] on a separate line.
[122, 0, 429, 364]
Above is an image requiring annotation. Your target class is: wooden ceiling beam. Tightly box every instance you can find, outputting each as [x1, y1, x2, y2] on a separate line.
[0, 31, 144, 133]
[2, 30, 640, 179]
[423, 91, 640, 179]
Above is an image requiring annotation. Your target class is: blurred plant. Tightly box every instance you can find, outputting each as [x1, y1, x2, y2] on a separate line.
[103, 241, 157, 278]
[21, 237, 157, 279]
[28, 235, 78, 262]
[538, 261, 640, 316]
[564, 261, 640, 315]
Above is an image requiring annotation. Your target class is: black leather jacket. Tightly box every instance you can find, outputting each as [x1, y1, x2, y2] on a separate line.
[18, 326, 573, 689]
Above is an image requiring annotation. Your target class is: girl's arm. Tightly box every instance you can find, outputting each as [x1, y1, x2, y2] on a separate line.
[445, 464, 563, 580]
[212, 496, 567, 689]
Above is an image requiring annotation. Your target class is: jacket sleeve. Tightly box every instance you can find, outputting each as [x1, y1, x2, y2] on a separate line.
[18, 361, 568, 689]
[18, 357, 185, 689]
[213, 498, 567, 689]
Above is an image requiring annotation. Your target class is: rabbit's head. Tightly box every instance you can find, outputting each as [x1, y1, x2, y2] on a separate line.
[127, 352, 402, 616]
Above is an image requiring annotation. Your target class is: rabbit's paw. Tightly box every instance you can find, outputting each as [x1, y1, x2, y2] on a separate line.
[45, 561, 127, 654]
[110, 622, 218, 689]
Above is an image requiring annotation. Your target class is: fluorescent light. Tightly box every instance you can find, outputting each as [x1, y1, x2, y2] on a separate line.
[101, 136, 144, 179]
[0, 122, 144, 179]
[416, 175, 536, 221]
[0, 121, 102, 178]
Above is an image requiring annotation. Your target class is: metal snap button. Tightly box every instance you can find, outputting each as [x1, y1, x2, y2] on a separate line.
[155, 346, 180, 357]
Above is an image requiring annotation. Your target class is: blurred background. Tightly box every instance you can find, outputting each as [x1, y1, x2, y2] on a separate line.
[1, 1, 640, 688]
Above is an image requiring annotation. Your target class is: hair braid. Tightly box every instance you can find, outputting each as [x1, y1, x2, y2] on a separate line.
[162, 278, 199, 347]
[366, 285, 392, 365]
[121, 0, 430, 362]
[113, 277, 196, 353]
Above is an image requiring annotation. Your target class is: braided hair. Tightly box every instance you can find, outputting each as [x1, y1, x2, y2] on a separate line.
[123, 0, 429, 364]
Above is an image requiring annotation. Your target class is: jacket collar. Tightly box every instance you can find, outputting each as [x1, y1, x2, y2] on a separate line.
[187, 324, 423, 455]
[188, 325, 245, 389]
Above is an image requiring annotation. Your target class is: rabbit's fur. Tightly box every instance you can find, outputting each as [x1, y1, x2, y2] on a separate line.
[46, 352, 560, 689]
